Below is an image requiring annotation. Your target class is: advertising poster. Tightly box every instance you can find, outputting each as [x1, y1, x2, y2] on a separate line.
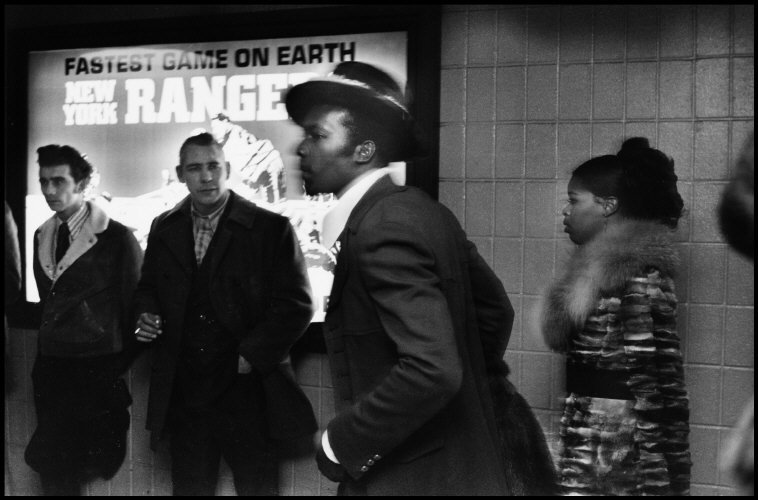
[25, 31, 408, 320]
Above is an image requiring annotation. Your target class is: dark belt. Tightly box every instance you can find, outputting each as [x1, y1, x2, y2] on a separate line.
[566, 362, 633, 400]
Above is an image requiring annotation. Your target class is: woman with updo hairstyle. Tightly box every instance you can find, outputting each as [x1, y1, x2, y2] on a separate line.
[540, 137, 691, 495]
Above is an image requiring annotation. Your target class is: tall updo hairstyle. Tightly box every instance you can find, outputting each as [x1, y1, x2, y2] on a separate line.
[571, 137, 684, 228]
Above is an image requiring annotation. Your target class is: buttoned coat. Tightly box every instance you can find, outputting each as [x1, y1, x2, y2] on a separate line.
[323, 177, 515, 495]
[133, 191, 316, 449]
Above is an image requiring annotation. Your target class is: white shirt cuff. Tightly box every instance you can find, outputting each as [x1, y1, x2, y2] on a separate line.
[322, 430, 340, 464]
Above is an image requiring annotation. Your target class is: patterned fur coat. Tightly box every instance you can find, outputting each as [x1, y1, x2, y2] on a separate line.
[540, 219, 691, 496]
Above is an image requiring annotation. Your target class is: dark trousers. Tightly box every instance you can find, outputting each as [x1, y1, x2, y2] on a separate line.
[169, 373, 277, 496]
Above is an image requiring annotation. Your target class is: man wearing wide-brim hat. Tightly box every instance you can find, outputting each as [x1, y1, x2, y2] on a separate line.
[285, 61, 556, 495]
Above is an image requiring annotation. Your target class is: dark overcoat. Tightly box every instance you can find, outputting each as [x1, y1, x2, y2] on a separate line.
[323, 177, 517, 495]
[133, 191, 316, 448]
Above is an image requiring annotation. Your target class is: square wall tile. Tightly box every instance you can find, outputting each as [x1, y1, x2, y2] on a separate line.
[466, 67, 495, 122]
[526, 65, 557, 120]
[495, 123, 525, 178]
[726, 251, 755, 306]
[690, 426, 721, 484]
[559, 64, 591, 119]
[466, 122, 495, 178]
[673, 183, 692, 242]
[685, 365, 722, 425]
[689, 244, 726, 304]
[733, 5, 755, 54]
[626, 6, 659, 59]
[496, 66, 526, 121]
[465, 182, 494, 236]
[694, 121, 729, 180]
[593, 63, 624, 119]
[440, 68, 465, 122]
[659, 122, 694, 180]
[525, 182, 558, 238]
[439, 181, 465, 224]
[660, 61, 694, 119]
[523, 239, 555, 295]
[660, 6, 694, 58]
[696, 59, 730, 118]
[591, 122, 624, 156]
[494, 238, 523, 295]
[724, 308, 755, 367]
[527, 6, 559, 63]
[626, 62, 657, 119]
[692, 183, 728, 242]
[593, 5, 626, 60]
[497, 8, 527, 64]
[558, 6, 593, 62]
[439, 123, 465, 178]
[686, 304, 724, 364]
[468, 9, 497, 65]
[522, 296, 552, 352]
[441, 10, 467, 66]
[557, 123, 591, 177]
[525, 124, 556, 179]
[696, 5, 731, 56]
[730, 121, 755, 177]
[470, 236, 493, 267]
[722, 368, 754, 426]
[495, 182, 524, 237]
[519, 352, 552, 409]
[732, 58, 754, 117]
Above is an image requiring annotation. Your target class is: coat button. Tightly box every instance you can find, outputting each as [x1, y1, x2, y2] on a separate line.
[199, 314, 206, 321]
[366, 459, 374, 466]
[360, 466, 369, 472]
[373, 454, 382, 461]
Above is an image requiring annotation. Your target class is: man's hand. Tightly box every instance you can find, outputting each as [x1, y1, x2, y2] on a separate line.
[316, 445, 350, 483]
[134, 312, 163, 343]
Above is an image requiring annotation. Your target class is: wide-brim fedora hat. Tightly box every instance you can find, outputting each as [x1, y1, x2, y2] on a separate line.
[285, 61, 422, 161]
[286, 61, 410, 125]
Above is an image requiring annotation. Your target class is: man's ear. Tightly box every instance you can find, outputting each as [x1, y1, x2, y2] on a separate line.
[225, 161, 231, 179]
[353, 141, 376, 164]
[602, 196, 619, 217]
[175, 165, 185, 183]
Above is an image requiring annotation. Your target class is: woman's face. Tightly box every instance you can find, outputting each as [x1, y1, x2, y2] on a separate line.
[561, 177, 607, 245]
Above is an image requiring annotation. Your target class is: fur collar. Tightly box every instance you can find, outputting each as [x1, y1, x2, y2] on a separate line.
[540, 219, 679, 352]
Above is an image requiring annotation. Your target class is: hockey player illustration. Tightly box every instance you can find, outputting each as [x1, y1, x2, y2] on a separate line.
[211, 112, 286, 204]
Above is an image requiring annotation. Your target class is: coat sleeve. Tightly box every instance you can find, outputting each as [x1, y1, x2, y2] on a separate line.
[465, 239, 514, 373]
[238, 218, 314, 375]
[116, 224, 146, 373]
[327, 217, 463, 479]
[132, 216, 162, 323]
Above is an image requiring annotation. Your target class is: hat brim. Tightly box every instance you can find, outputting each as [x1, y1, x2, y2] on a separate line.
[285, 80, 408, 127]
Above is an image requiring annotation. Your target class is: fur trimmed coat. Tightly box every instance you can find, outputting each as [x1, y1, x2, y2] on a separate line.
[541, 219, 691, 496]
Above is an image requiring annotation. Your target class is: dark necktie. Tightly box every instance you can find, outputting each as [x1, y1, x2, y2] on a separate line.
[56, 222, 70, 263]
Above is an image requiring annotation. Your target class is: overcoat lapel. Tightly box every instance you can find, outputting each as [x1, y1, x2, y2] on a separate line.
[326, 176, 405, 313]
[155, 199, 195, 277]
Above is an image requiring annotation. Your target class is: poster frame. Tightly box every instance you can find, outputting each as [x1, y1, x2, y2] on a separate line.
[5, 5, 441, 338]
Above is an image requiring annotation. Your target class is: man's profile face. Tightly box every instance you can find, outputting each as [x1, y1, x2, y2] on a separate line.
[39, 164, 84, 220]
[296, 106, 358, 197]
[176, 143, 230, 215]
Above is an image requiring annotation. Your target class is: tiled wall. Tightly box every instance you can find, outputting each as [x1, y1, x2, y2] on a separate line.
[5, 4, 754, 496]
[438, 4, 754, 497]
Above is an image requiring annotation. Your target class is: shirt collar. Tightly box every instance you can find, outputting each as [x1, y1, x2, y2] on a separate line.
[191, 191, 230, 220]
[321, 168, 389, 249]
